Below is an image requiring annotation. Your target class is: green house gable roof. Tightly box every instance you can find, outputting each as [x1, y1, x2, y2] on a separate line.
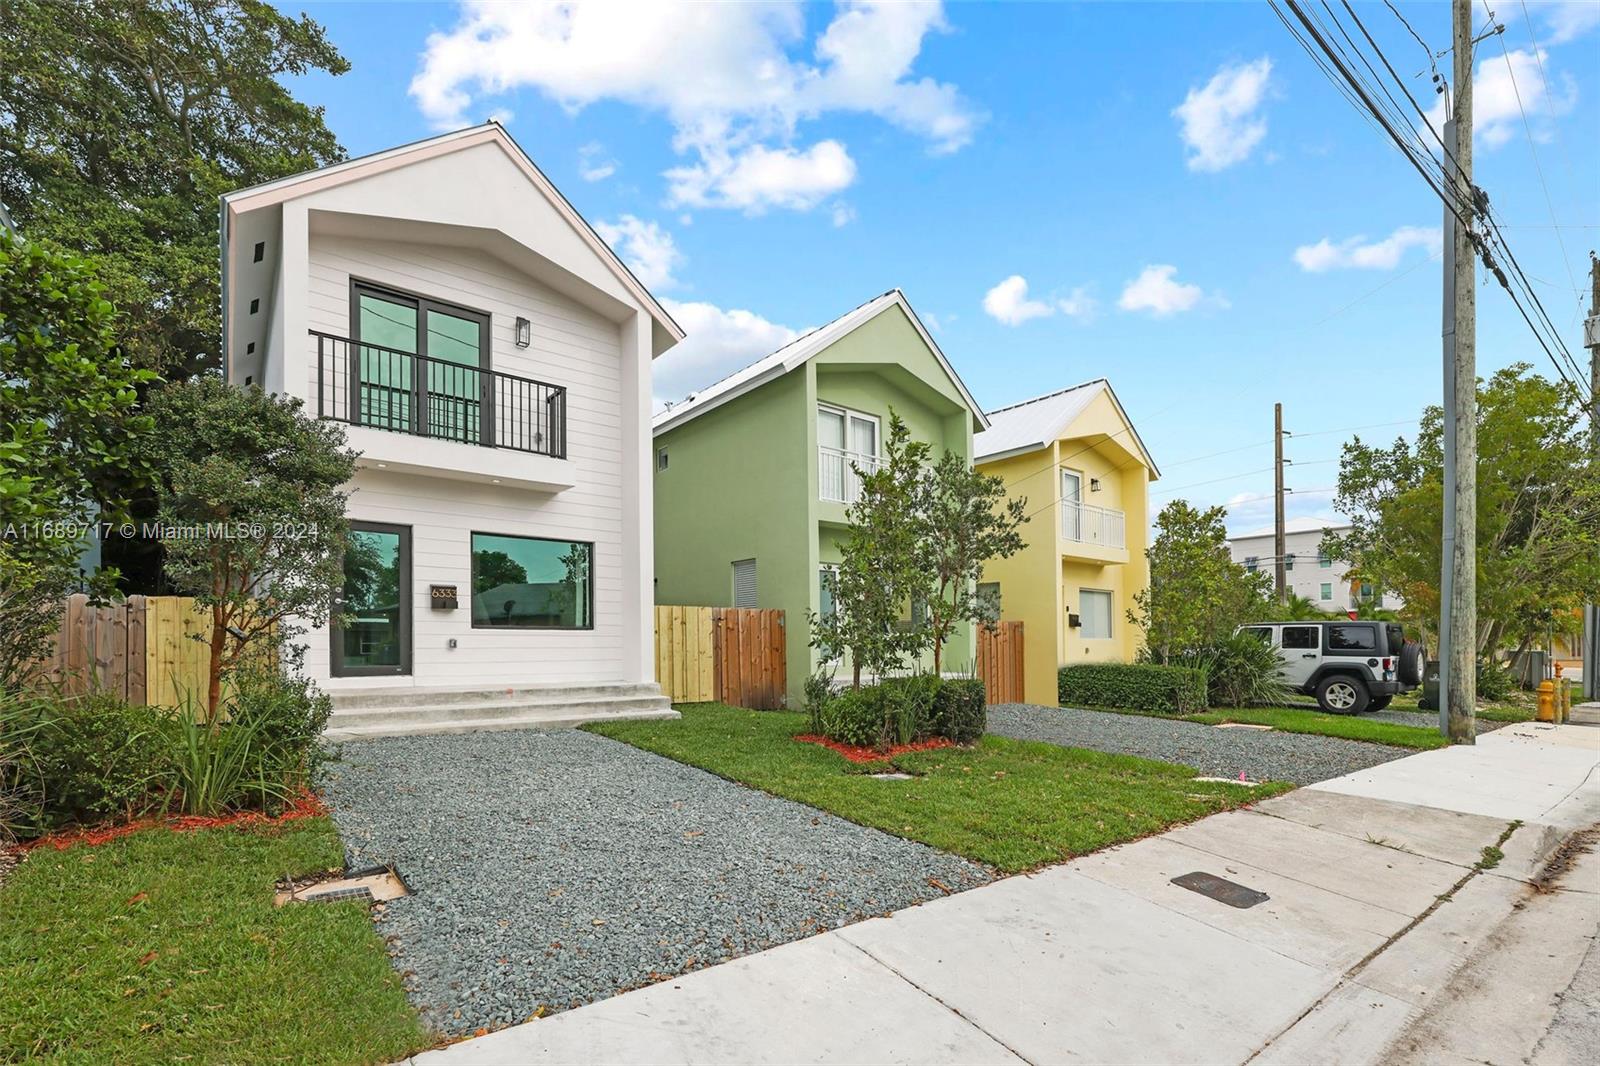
[652, 289, 988, 437]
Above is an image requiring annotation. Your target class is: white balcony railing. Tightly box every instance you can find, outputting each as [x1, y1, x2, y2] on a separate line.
[819, 446, 885, 504]
[1062, 500, 1126, 550]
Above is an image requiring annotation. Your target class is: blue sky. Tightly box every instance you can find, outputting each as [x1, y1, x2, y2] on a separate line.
[287, 0, 1599, 532]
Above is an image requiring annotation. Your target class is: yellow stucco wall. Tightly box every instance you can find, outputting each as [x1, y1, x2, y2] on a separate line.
[978, 389, 1154, 705]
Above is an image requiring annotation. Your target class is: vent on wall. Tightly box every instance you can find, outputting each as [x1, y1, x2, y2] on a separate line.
[732, 558, 757, 609]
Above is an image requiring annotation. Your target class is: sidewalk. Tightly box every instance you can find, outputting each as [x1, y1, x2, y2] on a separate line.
[410, 720, 1600, 1065]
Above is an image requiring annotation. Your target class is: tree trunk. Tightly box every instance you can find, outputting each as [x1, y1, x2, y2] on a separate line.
[206, 604, 226, 728]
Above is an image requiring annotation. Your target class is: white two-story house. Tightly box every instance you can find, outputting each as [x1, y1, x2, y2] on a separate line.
[220, 122, 680, 737]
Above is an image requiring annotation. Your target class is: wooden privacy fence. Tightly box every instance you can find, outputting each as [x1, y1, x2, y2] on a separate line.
[976, 620, 1025, 705]
[40, 595, 220, 709]
[654, 606, 787, 710]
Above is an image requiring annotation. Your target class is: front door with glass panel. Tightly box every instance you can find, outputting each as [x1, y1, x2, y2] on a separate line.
[333, 522, 411, 677]
[353, 282, 491, 445]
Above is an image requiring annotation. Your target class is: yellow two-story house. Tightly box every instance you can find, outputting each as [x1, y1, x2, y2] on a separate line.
[975, 380, 1159, 706]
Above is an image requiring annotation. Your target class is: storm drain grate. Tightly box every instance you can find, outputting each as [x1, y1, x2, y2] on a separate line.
[1171, 871, 1270, 909]
[275, 865, 410, 907]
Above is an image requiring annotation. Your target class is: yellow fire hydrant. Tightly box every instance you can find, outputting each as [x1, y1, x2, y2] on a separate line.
[1537, 679, 1556, 722]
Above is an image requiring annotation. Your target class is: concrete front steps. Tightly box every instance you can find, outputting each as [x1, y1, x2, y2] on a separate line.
[322, 682, 677, 741]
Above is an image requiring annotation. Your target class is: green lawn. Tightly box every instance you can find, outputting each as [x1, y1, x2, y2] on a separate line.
[587, 704, 1287, 873]
[0, 818, 429, 1065]
[1386, 690, 1537, 723]
[1186, 706, 1449, 749]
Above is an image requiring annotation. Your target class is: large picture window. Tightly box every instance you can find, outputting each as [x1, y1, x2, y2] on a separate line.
[470, 532, 593, 629]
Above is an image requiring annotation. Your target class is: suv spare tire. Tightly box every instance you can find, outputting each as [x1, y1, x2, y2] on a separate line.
[1398, 641, 1425, 686]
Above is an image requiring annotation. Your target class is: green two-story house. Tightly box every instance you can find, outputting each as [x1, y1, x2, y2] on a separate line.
[651, 290, 990, 707]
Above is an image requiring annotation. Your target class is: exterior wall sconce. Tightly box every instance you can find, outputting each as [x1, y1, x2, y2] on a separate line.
[515, 316, 531, 348]
[1089, 477, 1102, 492]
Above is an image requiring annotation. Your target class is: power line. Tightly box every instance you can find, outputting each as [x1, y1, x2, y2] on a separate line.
[1274, 0, 1592, 403]
[1489, 0, 1581, 309]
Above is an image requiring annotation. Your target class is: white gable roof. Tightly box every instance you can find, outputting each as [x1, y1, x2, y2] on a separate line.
[974, 379, 1159, 476]
[652, 289, 988, 436]
[221, 121, 682, 346]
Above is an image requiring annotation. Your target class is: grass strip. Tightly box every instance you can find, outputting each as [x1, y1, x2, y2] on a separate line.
[588, 703, 1287, 873]
[0, 817, 428, 1065]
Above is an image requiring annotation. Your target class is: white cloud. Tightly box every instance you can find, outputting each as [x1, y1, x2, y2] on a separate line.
[983, 275, 1054, 326]
[829, 202, 856, 227]
[1426, 47, 1578, 149]
[1539, 1, 1600, 45]
[653, 299, 803, 408]
[578, 142, 617, 182]
[1056, 285, 1097, 320]
[982, 276, 1097, 326]
[1293, 225, 1441, 272]
[1117, 265, 1205, 317]
[1173, 57, 1273, 172]
[411, 1, 982, 214]
[594, 215, 683, 290]
[665, 140, 857, 213]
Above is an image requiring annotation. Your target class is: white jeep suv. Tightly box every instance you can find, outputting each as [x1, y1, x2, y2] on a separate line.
[1236, 620, 1424, 714]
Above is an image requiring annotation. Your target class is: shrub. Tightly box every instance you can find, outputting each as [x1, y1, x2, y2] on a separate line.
[1477, 659, 1515, 702]
[1, 692, 47, 842]
[25, 691, 173, 828]
[1178, 632, 1288, 707]
[880, 674, 940, 743]
[818, 687, 882, 748]
[929, 678, 986, 742]
[803, 671, 834, 735]
[229, 666, 333, 790]
[162, 710, 288, 816]
[1058, 663, 1207, 715]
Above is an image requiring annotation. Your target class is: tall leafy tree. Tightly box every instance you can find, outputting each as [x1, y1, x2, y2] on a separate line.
[915, 450, 1028, 672]
[144, 378, 356, 717]
[1327, 363, 1600, 656]
[1131, 500, 1272, 661]
[0, 230, 156, 579]
[0, 0, 348, 377]
[811, 413, 930, 688]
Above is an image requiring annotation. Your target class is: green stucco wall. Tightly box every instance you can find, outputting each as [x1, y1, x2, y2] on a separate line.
[654, 301, 980, 706]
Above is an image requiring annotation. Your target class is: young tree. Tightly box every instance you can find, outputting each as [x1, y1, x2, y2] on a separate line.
[144, 379, 356, 717]
[0, 0, 349, 377]
[1327, 364, 1600, 656]
[811, 413, 930, 687]
[915, 449, 1028, 672]
[0, 230, 156, 582]
[1131, 500, 1272, 661]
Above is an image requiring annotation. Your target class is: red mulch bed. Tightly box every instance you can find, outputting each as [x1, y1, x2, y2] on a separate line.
[20, 790, 326, 852]
[795, 733, 956, 764]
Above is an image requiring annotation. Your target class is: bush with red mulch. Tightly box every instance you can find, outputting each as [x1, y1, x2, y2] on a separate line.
[795, 733, 956, 765]
[21, 790, 326, 852]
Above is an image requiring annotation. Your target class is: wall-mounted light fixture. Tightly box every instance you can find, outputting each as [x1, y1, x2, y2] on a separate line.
[1089, 477, 1102, 492]
[515, 316, 531, 348]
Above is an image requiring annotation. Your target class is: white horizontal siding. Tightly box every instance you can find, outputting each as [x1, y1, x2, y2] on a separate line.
[297, 233, 634, 688]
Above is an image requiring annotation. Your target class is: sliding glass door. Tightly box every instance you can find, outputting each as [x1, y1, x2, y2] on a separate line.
[351, 282, 491, 444]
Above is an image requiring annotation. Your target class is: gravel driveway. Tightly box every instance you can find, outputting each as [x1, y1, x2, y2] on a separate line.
[320, 729, 990, 1035]
[988, 704, 1411, 785]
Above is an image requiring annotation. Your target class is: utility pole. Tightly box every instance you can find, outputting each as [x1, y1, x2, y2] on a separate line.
[1274, 402, 1288, 605]
[1584, 253, 1600, 701]
[1442, 0, 1477, 742]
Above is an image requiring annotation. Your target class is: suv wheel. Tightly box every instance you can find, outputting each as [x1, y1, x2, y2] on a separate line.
[1316, 675, 1370, 715]
[1369, 694, 1393, 711]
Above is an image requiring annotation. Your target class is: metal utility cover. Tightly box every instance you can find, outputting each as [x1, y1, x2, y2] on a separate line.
[1171, 871, 1270, 909]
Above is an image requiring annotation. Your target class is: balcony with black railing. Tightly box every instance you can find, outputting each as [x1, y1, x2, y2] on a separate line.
[311, 330, 566, 458]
